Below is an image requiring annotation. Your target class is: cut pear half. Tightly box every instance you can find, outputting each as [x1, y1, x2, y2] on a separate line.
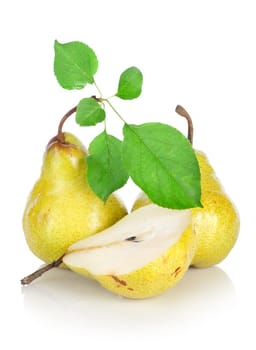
[63, 204, 191, 275]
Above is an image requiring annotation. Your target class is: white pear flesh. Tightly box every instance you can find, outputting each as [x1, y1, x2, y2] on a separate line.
[63, 204, 191, 276]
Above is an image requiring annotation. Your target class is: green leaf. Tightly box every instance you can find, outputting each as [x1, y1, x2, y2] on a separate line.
[116, 67, 143, 100]
[87, 131, 129, 201]
[76, 98, 105, 126]
[122, 123, 202, 209]
[54, 40, 98, 90]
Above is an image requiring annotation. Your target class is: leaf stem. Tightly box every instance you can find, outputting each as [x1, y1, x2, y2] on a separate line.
[175, 105, 194, 145]
[93, 80, 103, 98]
[56, 79, 127, 144]
[105, 94, 116, 100]
[103, 118, 107, 133]
[104, 99, 127, 124]
[21, 256, 64, 285]
[57, 106, 77, 143]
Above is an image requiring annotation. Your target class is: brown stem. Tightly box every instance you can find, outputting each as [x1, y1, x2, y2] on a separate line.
[57, 106, 77, 143]
[91, 95, 102, 102]
[21, 256, 64, 285]
[175, 105, 194, 145]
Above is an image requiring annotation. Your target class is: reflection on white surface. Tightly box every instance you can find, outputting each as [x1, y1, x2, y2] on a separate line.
[21, 266, 237, 346]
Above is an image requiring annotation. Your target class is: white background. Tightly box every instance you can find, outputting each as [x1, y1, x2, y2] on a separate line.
[1, 1, 255, 349]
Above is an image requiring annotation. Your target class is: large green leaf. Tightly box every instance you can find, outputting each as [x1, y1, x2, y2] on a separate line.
[122, 123, 202, 209]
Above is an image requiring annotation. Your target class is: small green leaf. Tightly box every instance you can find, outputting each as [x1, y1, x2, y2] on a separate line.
[116, 67, 143, 100]
[87, 131, 129, 201]
[122, 123, 202, 209]
[76, 98, 105, 126]
[54, 40, 98, 90]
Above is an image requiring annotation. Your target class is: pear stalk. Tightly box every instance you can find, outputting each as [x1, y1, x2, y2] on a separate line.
[21, 256, 64, 285]
[175, 105, 194, 145]
[57, 106, 77, 143]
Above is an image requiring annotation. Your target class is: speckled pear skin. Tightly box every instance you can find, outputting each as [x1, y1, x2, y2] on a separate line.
[68, 224, 196, 299]
[132, 151, 240, 268]
[191, 190, 239, 267]
[195, 151, 222, 192]
[23, 133, 127, 263]
[190, 151, 239, 267]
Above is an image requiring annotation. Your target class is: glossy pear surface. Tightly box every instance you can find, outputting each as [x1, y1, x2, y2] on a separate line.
[63, 204, 196, 299]
[23, 133, 127, 263]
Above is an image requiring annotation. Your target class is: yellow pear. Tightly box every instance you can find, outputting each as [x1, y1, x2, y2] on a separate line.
[132, 106, 240, 268]
[62, 204, 196, 299]
[196, 150, 222, 192]
[23, 132, 127, 263]
[191, 189, 239, 267]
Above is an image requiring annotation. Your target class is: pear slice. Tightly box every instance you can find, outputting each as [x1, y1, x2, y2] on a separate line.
[63, 204, 196, 298]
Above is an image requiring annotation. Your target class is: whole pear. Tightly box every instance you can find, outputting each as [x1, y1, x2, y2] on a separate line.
[23, 132, 127, 263]
[132, 106, 240, 268]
